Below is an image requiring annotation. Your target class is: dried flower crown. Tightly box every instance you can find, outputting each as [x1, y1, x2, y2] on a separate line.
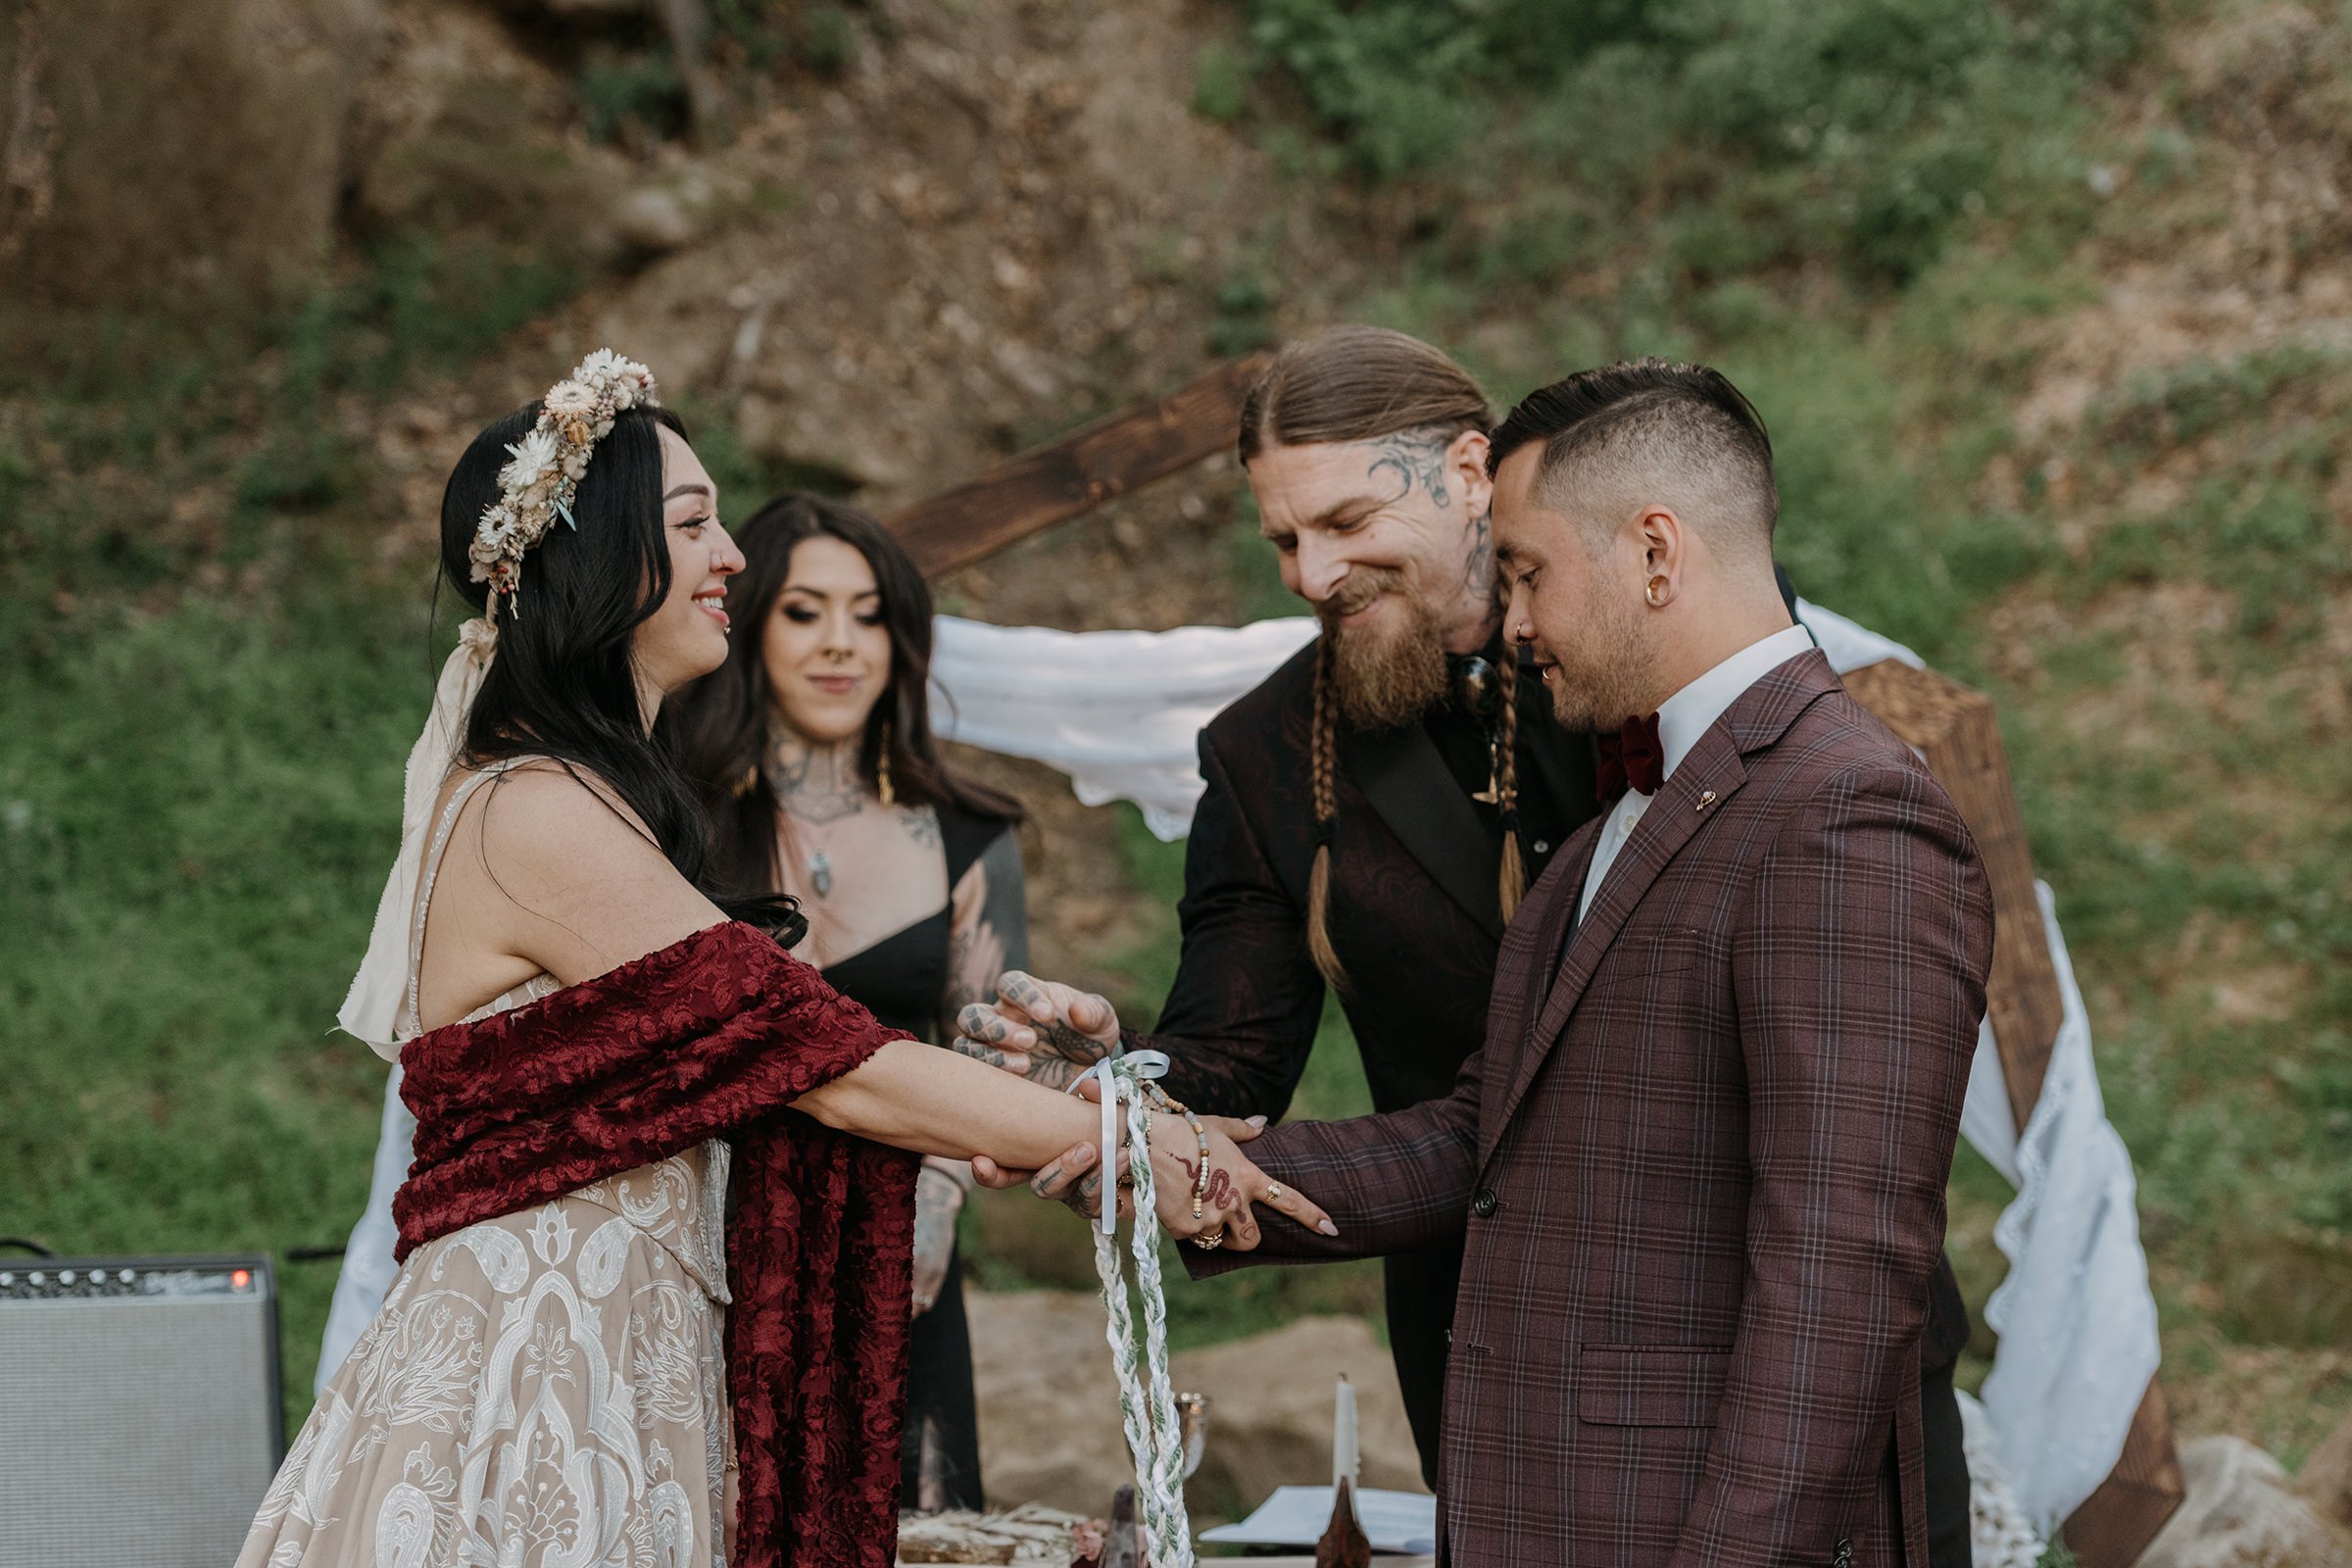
[469, 349, 661, 612]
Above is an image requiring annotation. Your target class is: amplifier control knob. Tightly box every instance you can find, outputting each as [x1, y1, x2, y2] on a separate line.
[59, 1270, 75, 1285]
[0, 1273, 13, 1287]
[27, 1271, 43, 1286]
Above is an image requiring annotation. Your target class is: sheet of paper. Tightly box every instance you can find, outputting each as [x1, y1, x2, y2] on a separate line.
[1197, 1486, 1438, 1554]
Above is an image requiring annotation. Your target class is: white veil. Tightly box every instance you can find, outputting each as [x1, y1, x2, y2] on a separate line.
[334, 617, 500, 1059]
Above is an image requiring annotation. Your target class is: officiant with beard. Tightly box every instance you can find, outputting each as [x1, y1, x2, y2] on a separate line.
[957, 327, 1977, 1568]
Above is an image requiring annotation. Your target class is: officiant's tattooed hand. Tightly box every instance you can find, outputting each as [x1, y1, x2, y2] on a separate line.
[951, 969, 1117, 1091]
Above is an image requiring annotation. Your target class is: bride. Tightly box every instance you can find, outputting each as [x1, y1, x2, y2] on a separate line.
[237, 352, 1328, 1568]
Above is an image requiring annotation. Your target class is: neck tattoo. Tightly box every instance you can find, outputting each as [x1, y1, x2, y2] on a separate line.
[766, 730, 868, 827]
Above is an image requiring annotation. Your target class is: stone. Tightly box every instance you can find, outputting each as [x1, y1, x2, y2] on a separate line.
[967, 1292, 1420, 1517]
[969, 1290, 1129, 1514]
[4, 0, 384, 308]
[2136, 1436, 2352, 1568]
[1170, 1316, 1424, 1503]
[2298, 1408, 2352, 1536]
[341, 0, 628, 265]
[612, 171, 716, 255]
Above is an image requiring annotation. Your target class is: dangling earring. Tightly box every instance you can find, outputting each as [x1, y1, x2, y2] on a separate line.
[1646, 574, 1670, 608]
[875, 719, 896, 807]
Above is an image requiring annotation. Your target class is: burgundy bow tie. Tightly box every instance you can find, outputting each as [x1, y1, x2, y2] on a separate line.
[1595, 712, 1664, 803]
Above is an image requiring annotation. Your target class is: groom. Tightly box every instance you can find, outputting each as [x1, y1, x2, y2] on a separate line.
[1179, 361, 1992, 1565]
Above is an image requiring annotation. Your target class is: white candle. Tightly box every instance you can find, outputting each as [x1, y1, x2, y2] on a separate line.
[1333, 1375, 1360, 1495]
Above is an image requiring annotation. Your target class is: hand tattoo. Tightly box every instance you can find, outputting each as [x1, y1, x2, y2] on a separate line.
[1175, 1153, 1236, 1209]
[1035, 1160, 1108, 1219]
[949, 1035, 1011, 1069]
[1024, 1017, 1110, 1092]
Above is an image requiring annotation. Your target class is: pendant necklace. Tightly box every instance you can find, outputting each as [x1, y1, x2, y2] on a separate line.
[808, 851, 835, 899]
[1452, 654, 1505, 805]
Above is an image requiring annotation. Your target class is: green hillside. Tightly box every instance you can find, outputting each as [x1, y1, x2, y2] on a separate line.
[4, 0, 2347, 1463]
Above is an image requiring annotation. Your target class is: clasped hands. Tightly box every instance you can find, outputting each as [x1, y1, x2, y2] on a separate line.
[954, 971, 1335, 1250]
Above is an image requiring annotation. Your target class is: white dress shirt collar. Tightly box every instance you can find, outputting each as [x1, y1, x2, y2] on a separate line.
[1650, 621, 1819, 785]
[1574, 621, 1817, 924]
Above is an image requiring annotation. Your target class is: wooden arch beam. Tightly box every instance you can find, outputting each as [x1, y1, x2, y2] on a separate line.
[882, 353, 1271, 579]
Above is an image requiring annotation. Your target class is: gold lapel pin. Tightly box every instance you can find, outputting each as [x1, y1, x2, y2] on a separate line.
[1695, 790, 1718, 812]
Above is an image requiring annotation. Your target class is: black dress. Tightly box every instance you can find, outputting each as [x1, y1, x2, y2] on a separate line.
[820, 802, 1021, 1513]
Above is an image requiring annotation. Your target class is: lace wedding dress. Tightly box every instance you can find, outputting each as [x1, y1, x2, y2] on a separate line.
[238, 760, 737, 1568]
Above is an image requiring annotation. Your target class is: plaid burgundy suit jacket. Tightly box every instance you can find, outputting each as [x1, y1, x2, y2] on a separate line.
[1192, 651, 1994, 1568]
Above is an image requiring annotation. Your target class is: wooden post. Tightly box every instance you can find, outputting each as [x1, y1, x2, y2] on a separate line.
[1841, 659, 2184, 1567]
[1838, 661, 2064, 1131]
[882, 353, 1271, 578]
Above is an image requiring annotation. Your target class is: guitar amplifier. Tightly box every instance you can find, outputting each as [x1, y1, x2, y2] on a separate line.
[0, 1254, 284, 1567]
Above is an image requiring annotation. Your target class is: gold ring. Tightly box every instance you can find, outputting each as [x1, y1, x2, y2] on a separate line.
[1263, 1182, 1285, 1202]
[1190, 1229, 1226, 1250]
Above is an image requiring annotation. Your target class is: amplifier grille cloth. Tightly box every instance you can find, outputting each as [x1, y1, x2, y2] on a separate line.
[0, 1297, 278, 1567]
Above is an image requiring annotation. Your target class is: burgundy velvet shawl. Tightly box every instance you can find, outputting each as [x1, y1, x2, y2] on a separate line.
[394, 919, 918, 1568]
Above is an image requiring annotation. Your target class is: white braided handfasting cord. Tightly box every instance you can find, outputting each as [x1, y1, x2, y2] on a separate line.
[1072, 1051, 1195, 1568]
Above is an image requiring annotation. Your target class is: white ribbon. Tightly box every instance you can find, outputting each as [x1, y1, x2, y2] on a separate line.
[335, 618, 499, 1058]
[1068, 1049, 1170, 1235]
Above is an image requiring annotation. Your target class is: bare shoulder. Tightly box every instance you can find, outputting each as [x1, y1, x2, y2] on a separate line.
[447, 759, 723, 985]
[468, 760, 663, 864]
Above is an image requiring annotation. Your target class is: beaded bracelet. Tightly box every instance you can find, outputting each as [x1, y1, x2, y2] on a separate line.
[1147, 1083, 1213, 1221]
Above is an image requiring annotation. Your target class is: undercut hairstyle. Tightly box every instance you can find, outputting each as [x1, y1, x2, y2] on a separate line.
[1487, 359, 1780, 567]
[1239, 327, 1529, 989]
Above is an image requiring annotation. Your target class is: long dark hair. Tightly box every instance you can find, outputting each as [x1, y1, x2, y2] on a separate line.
[436, 399, 806, 945]
[660, 492, 1022, 900]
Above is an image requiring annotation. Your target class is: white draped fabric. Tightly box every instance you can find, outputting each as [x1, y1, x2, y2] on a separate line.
[930, 613, 1321, 840]
[1959, 884, 2164, 1529]
[318, 602, 2163, 1534]
[923, 600, 1917, 841]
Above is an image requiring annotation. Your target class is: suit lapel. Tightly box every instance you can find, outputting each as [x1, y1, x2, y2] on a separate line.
[1479, 733, 1749, 1162]
[1344, 722, 1503, 941]
[1480, 651, 1845, 1159]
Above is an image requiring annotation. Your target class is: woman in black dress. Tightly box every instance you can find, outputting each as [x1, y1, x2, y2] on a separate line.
[662, 492, 1024, 1513]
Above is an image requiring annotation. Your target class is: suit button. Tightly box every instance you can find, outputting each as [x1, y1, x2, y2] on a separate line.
[1833, 1538, 1852, 1568]
[1472, 1189, 1498, 1218]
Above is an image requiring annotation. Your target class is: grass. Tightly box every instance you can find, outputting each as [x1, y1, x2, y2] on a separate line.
[0, 584, 449, 1432]
[7, 0, 2350, 1483]
[1, 236, 589, 1435]
[1151, 0, 2352, 1463]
